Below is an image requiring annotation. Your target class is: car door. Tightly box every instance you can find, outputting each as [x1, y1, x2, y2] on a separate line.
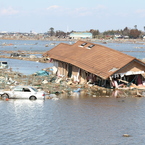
[13, 87, 24, 98]
[13, 87, 31, 99]
[21, 87, 32, 99]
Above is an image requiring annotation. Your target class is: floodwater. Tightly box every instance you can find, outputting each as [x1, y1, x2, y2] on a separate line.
[0, 57, 53, 75]
[1, 96, 145, 145]
[0, 39, 145, 145]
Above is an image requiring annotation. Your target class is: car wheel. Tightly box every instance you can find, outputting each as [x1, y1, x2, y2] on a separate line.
[29, 96, 36, 100]
[1, 93, 9, 99]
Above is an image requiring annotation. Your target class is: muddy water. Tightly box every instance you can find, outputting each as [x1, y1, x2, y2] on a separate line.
[1, 96, 145, 145]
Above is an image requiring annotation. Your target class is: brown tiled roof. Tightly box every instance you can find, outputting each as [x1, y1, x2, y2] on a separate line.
[43, 40, 136, 79]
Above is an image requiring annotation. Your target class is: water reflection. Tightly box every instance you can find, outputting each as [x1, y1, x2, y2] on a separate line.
[70, 92, 80, 98]
[12, 99, 45, 107]
[3, 99, 44, 115]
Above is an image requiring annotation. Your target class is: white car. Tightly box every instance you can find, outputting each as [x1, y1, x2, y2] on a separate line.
[0, 86, 46, 100]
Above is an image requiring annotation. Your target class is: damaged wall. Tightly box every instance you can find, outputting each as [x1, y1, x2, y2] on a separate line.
[52, 59, 107, 86]
[115, 60, 145, 76]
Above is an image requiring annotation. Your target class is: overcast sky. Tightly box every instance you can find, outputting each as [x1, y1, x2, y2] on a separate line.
[0, 0, 145, 33]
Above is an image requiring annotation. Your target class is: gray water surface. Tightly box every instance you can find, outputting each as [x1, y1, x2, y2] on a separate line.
[0, 58, 53, 75]
[0, 96, 145, 145]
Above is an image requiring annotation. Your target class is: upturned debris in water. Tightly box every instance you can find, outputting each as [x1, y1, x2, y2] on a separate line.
[123, 134, 131, 137]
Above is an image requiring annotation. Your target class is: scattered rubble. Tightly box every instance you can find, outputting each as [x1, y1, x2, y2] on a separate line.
[0, 50, 46, 63]
[1, 40, 145, 100]
[10, 52, 26, 57]
[0, 67, 145, 100]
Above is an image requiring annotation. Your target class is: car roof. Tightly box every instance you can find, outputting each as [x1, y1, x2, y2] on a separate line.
[14, 86, 34, 88]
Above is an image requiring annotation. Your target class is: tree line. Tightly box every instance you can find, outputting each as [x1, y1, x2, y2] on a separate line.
[48, 26, 145, 39]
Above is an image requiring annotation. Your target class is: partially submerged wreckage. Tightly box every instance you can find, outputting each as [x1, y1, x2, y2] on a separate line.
[43, 40, 145, 89]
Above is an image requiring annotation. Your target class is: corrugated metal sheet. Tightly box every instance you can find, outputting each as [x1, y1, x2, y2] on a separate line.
[43, 40, 137, 79]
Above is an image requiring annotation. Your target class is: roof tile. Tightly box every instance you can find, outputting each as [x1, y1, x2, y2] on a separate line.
[43, 40, 135, 79]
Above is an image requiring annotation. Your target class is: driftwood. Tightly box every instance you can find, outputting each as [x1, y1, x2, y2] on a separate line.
[118, 79, 129, 84]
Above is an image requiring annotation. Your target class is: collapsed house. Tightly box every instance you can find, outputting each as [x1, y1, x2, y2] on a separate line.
[43, 40, 145, 89]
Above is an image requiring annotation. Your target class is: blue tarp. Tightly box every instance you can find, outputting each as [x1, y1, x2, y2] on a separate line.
[35, 70, 49, 76]
[73, 88, 81, 92]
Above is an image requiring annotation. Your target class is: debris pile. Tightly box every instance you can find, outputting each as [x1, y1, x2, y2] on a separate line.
[0, 50, 46, 63]
[0, 67, 144, 99]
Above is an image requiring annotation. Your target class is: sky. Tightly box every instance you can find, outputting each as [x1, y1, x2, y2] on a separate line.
[0, 0, 145, 33]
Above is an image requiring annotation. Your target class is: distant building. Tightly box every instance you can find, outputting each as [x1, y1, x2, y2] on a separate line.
[124, 36, 129, 39]
[114, 35, 123, 39]
[69, 32, 92, 39]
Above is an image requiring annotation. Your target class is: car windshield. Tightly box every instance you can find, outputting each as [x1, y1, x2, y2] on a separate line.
[30, 87, 38, 92]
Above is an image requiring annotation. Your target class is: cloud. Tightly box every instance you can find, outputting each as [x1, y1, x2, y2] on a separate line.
[47, 5, 60, 10]
[0, 7, 19, 15]
[135, 9, 145, 17]
[69, 5, 107, 17]
[94, 4, 107, 10]
[45, 5, 107, 17]
[115, 12, 129, 17]
[66, 7, 95, 17]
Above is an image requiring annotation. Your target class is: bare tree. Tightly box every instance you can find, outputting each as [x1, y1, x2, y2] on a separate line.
[134, 25, 137, 29]
[49, 27, 55, 36]
[129, 29, 141, 38]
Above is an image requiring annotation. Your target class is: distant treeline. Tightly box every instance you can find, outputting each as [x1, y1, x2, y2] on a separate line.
[48, 26, 145, 39]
